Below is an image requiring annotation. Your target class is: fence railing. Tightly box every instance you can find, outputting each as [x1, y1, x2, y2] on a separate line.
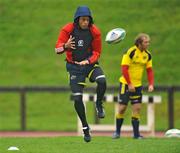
[76, 93, 162, 136]
[0, 85, 180, 131]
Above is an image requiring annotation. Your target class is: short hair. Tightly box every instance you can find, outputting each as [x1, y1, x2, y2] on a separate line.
[134, 33, 150, 46]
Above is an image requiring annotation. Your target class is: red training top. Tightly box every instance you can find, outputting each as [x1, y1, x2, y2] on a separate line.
[55, 23, 102, 64]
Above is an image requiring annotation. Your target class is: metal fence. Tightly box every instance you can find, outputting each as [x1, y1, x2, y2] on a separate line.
[0, 85, 180, 131]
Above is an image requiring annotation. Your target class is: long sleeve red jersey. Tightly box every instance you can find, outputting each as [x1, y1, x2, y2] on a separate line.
[55, 23, 102, 64]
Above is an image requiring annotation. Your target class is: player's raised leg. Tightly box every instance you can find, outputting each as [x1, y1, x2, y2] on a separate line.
[89, 66, 106, 118]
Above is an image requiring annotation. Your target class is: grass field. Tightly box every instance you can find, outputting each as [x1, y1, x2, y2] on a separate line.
[0, 137, 180, 153]
[0, 0, 180, 86]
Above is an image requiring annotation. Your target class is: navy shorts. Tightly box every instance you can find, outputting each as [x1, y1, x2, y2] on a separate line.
[66, 62, 105, 94]
[118, 82, 142, 105]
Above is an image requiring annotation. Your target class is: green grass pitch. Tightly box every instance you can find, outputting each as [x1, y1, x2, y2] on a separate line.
[0, 137, 180, 153]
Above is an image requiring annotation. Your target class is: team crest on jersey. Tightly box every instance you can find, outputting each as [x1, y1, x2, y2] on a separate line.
[78, 40, 84, 47]
[70, 75, 76, 80]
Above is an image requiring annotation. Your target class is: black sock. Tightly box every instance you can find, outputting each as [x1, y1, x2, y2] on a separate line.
[116, 118, 124, 135]
[96, 78, 106, 105]
[74, 100, 88, 127]
[131, 117, 140, 137]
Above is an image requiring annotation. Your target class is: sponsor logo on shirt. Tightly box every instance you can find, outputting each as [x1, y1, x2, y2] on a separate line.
[78, 40, 84, 47]
[70, 75, 76, 80]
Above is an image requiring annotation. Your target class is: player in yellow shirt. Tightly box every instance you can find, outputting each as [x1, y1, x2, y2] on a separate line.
[113, 33, 154, 139]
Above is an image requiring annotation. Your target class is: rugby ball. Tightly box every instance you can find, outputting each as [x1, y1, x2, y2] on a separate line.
[105, 28, 126, 44]
[165, 129, 180, 138]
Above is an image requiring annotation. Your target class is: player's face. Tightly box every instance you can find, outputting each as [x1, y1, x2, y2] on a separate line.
[141, 37, 150, 50]
[79, 16, 90, 29]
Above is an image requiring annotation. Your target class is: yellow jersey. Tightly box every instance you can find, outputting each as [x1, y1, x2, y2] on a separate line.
[119, 45, 152, 86]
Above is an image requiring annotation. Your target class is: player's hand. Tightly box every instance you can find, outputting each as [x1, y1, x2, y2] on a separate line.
[75, 60, 89, 65]
[64, 35, 76, 50]
[148, 85, 154, 92]
[128, 83, 136, 92]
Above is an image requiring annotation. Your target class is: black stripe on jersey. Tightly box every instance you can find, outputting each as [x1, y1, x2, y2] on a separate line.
[145, 50, 152, 61]
[129, 49, 136, 59]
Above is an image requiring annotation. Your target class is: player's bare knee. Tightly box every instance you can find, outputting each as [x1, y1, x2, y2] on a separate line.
[132, 108, 141, 115]
[118, 104, 127, 114]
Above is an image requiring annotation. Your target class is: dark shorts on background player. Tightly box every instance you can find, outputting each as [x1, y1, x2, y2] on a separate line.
[118, 82, 142, 105]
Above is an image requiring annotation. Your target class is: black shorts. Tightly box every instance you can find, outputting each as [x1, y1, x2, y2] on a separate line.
[118, 82, 142, 105]
[66, 62, 105, 94]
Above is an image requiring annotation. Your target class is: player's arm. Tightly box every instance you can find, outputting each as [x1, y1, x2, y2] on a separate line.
[55, 24, 75, 54]
[146, 55, 154, 92]
[121, 53, 135, 92]
[122, 65, 131, 84]
[88, 25, 102, 64]
[122, 65, 135, 92]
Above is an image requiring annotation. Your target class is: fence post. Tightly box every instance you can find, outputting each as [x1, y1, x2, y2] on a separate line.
[20, 89, 26, 131]
[147, 103, 155, 136]
[168, 87, 174, 129]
